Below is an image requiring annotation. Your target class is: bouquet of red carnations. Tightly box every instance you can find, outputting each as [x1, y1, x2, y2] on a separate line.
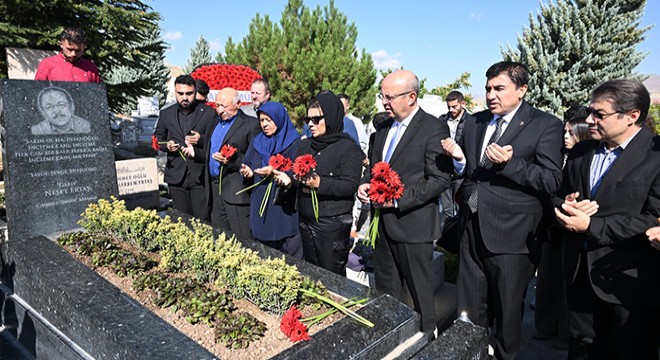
[190, 63, 261, 90]
[292, 154, 319, 221]
[363, 162, 404, 248]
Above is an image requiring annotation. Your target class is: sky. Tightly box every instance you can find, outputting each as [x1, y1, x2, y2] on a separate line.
[155, 0, 659, 96]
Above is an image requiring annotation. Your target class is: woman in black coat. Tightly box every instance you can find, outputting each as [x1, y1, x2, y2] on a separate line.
[274, 90, 363, 276]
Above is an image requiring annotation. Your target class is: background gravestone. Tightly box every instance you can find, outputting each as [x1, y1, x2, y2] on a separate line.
[0, 79, 117, 239]
[115, 158, 160, 210]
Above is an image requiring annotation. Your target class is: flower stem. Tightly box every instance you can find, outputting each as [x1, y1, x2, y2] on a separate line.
[236, 174, 269, 195]
[299, 289, 373, 328]
[301, 298, 368, 328]
[218, 165, 223, 195]
[362, 208, 380, 248]
[311, 188, 319, 222]
[259, 178, 274, 217]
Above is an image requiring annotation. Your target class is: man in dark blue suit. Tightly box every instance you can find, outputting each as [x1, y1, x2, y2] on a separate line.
[555, 79, 660, 360]
[444, 61, 563, 359]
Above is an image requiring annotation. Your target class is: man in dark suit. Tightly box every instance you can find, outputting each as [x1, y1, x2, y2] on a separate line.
[203, 87, 260, 240]
[154, 75, 215, 221]
[443, 61, 563, 359]
[438, 90, 474, 228]
[554, 79, 660, 360]
[357, 69, 453, 339]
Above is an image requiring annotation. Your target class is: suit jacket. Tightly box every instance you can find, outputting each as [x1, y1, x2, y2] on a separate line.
[202, 110, 260, 206]
[154, 102, 216, 185]
[362, 107, 453, 243]
[459, 101, 563, 254]
[558, 128, 660, 309]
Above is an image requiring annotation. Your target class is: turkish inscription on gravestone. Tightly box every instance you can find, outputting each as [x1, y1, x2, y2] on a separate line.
[0, 79, 118, 239]
[115, 158, 159, 210]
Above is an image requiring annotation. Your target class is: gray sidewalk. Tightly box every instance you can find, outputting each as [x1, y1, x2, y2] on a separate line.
[519, 277, 567, 360]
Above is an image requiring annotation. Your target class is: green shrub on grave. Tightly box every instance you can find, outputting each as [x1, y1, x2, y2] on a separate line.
[78, 197, 308, 314]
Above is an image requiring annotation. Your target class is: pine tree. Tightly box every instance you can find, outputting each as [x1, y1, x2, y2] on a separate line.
[501, 0, 651, 115]
[221, 0, 378, 121]
[105, 29, 170, 113]
[0, 0, 166, 114]
[184, 36, 212, 74]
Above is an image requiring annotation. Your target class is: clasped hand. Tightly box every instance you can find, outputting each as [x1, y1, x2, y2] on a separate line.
[485, 143, 513, 164]
[646, 217, 660, 251]
[554, 192, 599, 233]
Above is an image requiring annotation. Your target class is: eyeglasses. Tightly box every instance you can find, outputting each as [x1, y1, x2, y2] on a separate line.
[378, 91, 413, 103]
[302, 115, 324, 124]
[586, 108, 620, 120]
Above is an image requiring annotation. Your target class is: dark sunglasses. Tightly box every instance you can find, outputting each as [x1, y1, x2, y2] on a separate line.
[302, 115, 324, 124]
[586, 107, 620, 121]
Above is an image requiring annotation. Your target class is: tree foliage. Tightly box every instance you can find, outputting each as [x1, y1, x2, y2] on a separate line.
[378, 69, 476, 111]
[184, 36, 212, 74]
[501, 0, 651, 116]
[428, 72, 476, 111]
[218, 0, 378, 122]
[0, 0, 167, 114]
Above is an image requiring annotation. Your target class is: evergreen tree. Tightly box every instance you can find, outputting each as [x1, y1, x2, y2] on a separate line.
[184, 36, 212, 74]
[501, 0, 650, 115]
[221, 0, 378, 121]
[0, 0, 166, 114]
[105, 29, 170, 113]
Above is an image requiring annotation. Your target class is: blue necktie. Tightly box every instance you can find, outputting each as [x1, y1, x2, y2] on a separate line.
[384, 123, 401, 163]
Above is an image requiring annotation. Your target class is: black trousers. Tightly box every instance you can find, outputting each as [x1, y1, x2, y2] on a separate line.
[457, 212, 536, 360]
[567, 253, 660, 360]
[374, 225, 436, 336]
[535, 235, 569, 342]
[299, 213, 352, 277]
[210, 180, 252, 240]
[169, 173, 209, 221]
[257, 233, 303, 260]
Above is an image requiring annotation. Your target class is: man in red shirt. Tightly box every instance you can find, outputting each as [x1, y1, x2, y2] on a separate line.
[34, 27, 101, 83]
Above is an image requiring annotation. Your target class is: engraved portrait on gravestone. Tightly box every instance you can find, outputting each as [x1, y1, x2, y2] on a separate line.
[31, 86, 91, 135]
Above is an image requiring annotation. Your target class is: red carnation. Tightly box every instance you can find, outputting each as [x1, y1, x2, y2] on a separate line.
[280, 305, 310, 342]
[293, 154, 317, 178]
[371, 161, 391, 179]
[269, 153, 292, 171]
[220, 144, 237, 159]
[151, 135, 160, 152]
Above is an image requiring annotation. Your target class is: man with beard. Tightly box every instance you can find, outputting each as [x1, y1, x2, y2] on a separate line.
[154, 75, 215, 220]
[31, 86, 91, 135]
[438, 91, 474, 228]
[35, 27, 101, 83]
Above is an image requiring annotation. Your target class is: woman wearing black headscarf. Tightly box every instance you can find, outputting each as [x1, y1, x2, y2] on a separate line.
[274, 90, 363, 276]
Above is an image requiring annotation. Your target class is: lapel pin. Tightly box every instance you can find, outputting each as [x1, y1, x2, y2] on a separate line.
[519, 121, 524, 126]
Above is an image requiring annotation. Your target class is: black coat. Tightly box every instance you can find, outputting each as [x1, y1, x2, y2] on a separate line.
[154, 102, 216, 185]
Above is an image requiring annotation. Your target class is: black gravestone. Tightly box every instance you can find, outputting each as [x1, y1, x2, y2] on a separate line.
[0, 79, 118, 239]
